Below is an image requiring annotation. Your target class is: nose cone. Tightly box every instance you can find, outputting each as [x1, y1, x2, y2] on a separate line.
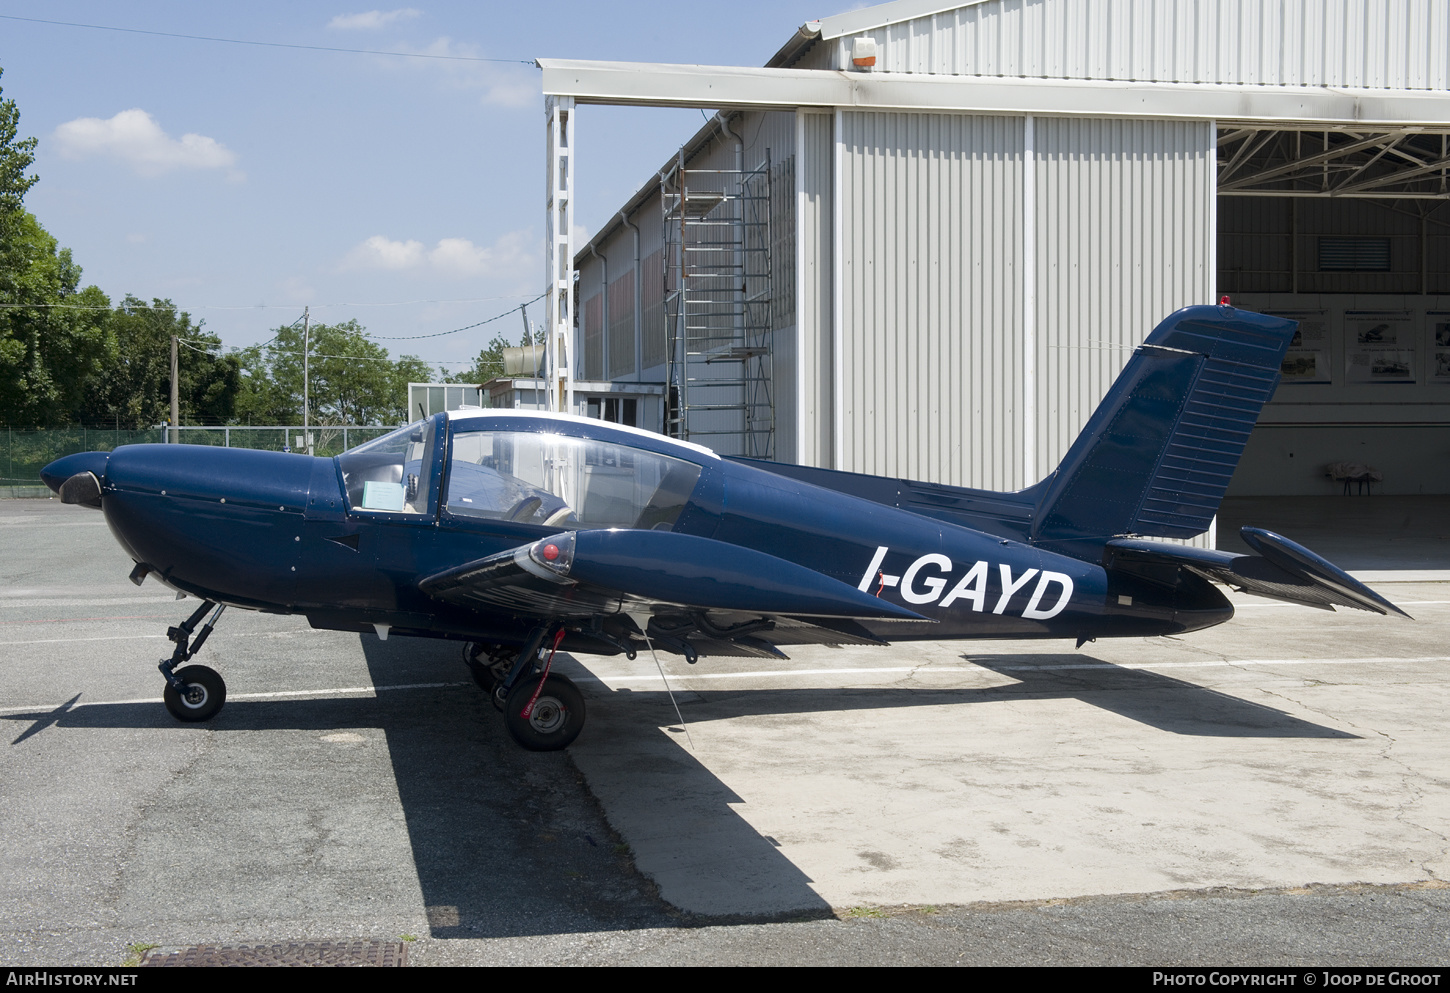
[41, 451, 111, 497]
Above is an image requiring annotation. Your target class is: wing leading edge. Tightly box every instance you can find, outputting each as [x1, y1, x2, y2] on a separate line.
[419, 529, 927, 659]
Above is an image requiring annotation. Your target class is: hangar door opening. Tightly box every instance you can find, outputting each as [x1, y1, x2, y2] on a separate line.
[1217, 127, 1450, 508]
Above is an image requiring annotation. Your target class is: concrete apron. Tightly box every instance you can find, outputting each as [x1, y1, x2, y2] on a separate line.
[565, 582, 1450, 916]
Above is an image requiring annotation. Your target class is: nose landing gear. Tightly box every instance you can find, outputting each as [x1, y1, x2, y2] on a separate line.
[159, 600, 228, 722]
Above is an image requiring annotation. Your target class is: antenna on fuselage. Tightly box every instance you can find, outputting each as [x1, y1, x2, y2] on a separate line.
[626, 610, 692, 750]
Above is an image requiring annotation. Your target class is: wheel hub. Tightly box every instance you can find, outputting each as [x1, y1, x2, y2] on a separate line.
[182, 684, 208, 708]
[527, 696, 566, 734]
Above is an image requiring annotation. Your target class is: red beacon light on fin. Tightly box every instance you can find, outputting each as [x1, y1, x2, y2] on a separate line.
[1220, 295, 1232, 306]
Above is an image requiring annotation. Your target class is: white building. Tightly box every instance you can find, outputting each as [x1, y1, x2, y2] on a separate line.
[538, 0, 1450, 499]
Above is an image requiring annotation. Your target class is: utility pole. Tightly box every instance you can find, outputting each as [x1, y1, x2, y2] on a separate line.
[170, 335, 179, 444]
[303, 306, 312, 456]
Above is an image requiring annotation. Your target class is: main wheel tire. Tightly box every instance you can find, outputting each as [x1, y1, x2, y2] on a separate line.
[162, 664, 227, 723]
[503, 674, 585, 751]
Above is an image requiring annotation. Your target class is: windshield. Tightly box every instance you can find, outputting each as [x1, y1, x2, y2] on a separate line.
[445, 429, 701, 531]
[337, 418, 437, 515]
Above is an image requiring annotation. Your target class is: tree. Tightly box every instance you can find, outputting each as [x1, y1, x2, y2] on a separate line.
[235, 319, 421, 427]
[82, 297, 238, 429]
[458, 322, 546, 386]
[0, 67, 37, 221]
[0, 211, 115, 427]
[0, 66, 117, 428]
[0, 66, 237, 429]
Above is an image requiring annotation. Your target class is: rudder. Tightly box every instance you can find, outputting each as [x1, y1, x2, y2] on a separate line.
[1030, 304, 1296, 560]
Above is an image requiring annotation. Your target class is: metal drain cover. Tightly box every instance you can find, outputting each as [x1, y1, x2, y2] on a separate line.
[141, 940, 407, 967]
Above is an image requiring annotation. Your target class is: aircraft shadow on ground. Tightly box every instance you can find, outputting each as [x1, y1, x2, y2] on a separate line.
[592, 652, 1355, 740]
[1, 642, 1351, 937]
[963, 653, 1358, 738]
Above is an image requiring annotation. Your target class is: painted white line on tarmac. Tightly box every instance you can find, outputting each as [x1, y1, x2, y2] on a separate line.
[0, 681, 471, 715]
[0, 519, 110, 526]
[590, 656, 1450, 684]
[6, 656, 1444, 716]
[1, 628, 325, 647]
[0, 597, 187, 608]
[1234, 600, 1450, 608]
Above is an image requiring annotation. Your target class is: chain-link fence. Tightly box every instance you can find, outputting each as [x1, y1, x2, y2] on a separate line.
[165, 425, 396, 457]
[1, 425, 397, 493]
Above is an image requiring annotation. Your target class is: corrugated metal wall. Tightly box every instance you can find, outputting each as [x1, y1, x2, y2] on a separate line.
[607, 270, 635, 378]
[1033, 117, 1216, 481]
[831, 0, 1450, 90]
[797, 111, 835, 468]
[837, 111, 1023, 489]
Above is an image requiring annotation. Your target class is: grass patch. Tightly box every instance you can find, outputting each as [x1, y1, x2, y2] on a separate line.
[121, 943, 158, 967]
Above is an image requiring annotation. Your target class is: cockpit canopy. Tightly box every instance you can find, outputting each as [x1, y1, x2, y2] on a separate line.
[337, 416, 702, 531]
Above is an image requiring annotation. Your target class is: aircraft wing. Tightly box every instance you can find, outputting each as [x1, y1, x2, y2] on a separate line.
[418, 529, 928, 658]
[1104, 527, 1409, 617]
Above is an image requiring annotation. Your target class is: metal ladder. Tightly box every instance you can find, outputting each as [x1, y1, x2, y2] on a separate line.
[661, 152, 774, 458]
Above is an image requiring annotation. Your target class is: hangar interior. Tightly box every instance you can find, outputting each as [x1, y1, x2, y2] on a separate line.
[1217, 127, 1450, 497]
[539, 0, 1450, 552]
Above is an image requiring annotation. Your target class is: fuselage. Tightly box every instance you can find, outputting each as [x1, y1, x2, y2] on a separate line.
[44, 410, 1232, 654]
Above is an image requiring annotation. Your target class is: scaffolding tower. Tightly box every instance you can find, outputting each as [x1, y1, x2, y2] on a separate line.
[661, 151, 774, 458]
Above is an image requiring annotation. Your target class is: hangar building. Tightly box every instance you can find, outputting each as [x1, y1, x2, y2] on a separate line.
[528, 0, 1450, 516]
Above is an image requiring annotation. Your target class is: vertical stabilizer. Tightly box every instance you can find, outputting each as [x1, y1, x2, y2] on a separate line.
[1030, 305, 1296, 560]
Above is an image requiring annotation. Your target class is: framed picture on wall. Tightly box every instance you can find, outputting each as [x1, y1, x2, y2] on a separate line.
[1345, 313, 1415, 384]
[1430, 313, 1450, 385]
[1269, 312, 1332, 384]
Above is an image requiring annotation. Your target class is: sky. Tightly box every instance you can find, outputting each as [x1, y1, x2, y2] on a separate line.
[0, 0, 843, 373]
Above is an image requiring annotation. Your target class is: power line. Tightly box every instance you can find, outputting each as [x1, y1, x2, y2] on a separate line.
[180, 337, 478, 367]
[0, 293, 540, 312]
[361, 291, 546, 340]
[0, 14, 535, 65]
[4, 292, 544, 348]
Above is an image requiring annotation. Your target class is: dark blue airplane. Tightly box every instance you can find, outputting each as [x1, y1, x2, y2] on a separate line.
[42, 305, 1406, 750]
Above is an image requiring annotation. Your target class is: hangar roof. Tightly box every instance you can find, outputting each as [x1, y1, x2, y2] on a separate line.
[549, 0, 1450, 259]
[765, 0, 1450, 91]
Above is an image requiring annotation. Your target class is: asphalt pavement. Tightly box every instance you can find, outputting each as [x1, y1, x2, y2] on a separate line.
[2, 496, 1448, 967]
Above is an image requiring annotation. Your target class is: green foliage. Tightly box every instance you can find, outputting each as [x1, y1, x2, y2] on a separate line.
[0, 70, 117, 428]
[458, 322, 546, 386]
[82, 297, 239, 429]
[0, 64, 242, 430]
[0, 211, 116, 427]
[236, 319, 423, 427]
[0, 64, 425, 431]
[0, 68, 38, 217]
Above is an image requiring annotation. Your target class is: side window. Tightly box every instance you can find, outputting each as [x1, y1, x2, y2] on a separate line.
[337, 418, 437, 516]
[445, 430, 700, 530]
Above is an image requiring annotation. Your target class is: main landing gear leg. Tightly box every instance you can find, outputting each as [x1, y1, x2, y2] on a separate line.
[159, 600, 228, 723]
[488, 624, 586, 752]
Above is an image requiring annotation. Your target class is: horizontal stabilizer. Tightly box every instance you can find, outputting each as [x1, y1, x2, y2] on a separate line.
[1105, 528, 1409, 617]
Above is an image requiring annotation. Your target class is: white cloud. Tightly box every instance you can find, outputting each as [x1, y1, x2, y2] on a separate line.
[327, 8, 421, 30]
[343, 235, 426, 270]
[51, 109, 239, 178]
[383, 36, 537, 109]
[340, 230, 538, 281]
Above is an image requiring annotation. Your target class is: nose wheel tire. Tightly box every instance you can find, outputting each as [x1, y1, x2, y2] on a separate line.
[503, 674, 585, 751]
[163, 665, 227, 723]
